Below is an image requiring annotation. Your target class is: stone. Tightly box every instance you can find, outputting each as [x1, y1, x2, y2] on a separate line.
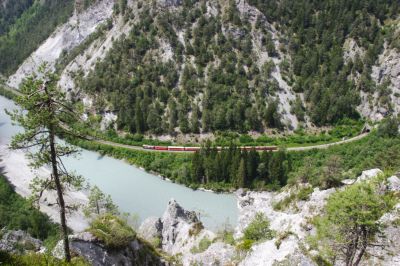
[388, 175, 400, 191]
[0, 230, 43, 254]
[138, 217, 163, 244]
[356, 168, 383, 183]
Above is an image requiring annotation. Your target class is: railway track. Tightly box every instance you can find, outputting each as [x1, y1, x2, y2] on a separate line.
[1, 86, 370, 153]
[94, 132, 369, 153]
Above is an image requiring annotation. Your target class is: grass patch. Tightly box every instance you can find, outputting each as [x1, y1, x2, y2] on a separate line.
[190, 237, 212, 254]
[88, 214, 136, 249]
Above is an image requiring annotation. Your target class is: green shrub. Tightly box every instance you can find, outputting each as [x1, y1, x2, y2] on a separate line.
[88, 214, 136, 249]
[243, 213, 275, 241]
[236, 239, 254, 251]
[0, 251, 89, 266]
[190, 237, 212, 254]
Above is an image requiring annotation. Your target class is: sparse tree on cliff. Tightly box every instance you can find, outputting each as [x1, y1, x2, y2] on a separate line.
[7, 68, 84, 262]
[84, 185, 119, 218]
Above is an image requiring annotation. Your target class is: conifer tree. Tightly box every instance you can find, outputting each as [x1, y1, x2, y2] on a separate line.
[7, 69, 84, 262]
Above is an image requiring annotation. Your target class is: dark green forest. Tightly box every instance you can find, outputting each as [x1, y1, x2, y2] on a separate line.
[190, 144, 290, 190]
[1, 0, 399, 136]
[0, 173, 58, 241]
[0, 0, 74, 76]
[75, 0, 399, 135]
[248, 0, 399, 124]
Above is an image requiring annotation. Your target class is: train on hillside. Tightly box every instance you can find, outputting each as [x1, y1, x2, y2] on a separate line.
[142, 145, 278, 152]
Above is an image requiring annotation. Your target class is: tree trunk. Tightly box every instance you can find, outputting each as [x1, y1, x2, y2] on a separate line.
[49, 128, 71, 262]
[353, 227, 368, 266]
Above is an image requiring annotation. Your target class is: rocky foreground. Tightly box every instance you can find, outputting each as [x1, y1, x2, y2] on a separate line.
[1, 169, 399, 265]
[137, 169, 400, 266]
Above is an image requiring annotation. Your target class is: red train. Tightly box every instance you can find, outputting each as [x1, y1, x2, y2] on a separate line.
[142, 145, 278, 152]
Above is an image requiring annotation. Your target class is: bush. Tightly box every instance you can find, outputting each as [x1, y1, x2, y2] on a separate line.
[378, 116, 399, 138]
[243, 213, 275, 241]
[88, 214, 136, 249]
[190, 237, 212, 254]
[0, 251, 89, 266]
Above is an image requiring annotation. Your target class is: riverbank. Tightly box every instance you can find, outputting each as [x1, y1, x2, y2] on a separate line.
[0, 144, 89, 232]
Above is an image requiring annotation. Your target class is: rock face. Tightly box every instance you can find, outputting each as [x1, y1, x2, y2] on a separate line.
[0, 230, 43, 254]
[139, 199, 236, 266]
[236, 168, 399, 265]
[7, 0, 114, 88]
[53, 232, 167, 266]
[359, 40, 400, 121]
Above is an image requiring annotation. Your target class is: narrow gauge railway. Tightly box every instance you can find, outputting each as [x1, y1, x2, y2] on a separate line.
[142, 145, 278, 152]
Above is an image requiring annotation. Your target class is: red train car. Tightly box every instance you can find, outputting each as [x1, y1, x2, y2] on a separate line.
[168, 146, 185, 151]
[143, 145, 155, 150]
[154, 146, 168, 151]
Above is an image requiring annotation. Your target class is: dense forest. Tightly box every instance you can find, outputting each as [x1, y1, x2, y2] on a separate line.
[0, 173, 58, 242]
[73, 0, 399, 136]
[1, 0, 398, 135]
[0, 0, 74, 76]
[190, 144, 290, 189]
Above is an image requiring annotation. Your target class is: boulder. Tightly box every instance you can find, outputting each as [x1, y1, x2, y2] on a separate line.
[0, 230, 43, 254]
[388, 175, 400, 192]
[356, 169, 383, 183]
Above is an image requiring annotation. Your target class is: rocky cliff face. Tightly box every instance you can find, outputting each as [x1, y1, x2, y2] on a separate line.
[6, 0, 114, 88]
[4, 0, 400, 133]
[139, 199, 236, 266]
[138, 170, 400, 266]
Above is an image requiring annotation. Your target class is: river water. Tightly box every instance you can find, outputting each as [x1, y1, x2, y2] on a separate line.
[0, 95, 237, 229]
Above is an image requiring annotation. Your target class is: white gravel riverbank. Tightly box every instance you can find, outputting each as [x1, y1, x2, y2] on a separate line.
[0, 144, 89, 232]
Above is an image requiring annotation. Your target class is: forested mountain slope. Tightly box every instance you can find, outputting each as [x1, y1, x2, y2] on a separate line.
[2, 0, 400, 136]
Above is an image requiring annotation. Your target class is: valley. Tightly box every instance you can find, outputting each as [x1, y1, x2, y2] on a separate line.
[0, 0, 399, 265]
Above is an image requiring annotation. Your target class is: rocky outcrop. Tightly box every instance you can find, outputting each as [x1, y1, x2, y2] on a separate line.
[139, 199, 236, 266]
[359, 41, 400, 121]
[236, 169, 399, 265]
[0, 230, 43, 254]
[158, 0, 183, 8]
[53, 232, 167, 266]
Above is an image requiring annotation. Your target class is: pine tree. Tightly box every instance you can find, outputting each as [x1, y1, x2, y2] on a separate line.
[7, 69, 84, 262]
[236, 158, 247, 188]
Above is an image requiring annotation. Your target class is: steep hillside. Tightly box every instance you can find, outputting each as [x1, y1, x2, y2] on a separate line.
[0, 0, 75, 76]
[3, 0, 400, 136]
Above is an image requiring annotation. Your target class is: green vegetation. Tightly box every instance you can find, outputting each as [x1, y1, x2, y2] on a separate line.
[273, 186, 314, 211]
[0, 0, 74, 76]
[0, 0, 33, 35]
[73, 0, 399, 137]
[0, 251, 89, 266]
[7, 70, 85, 262]
[83, 185, 119, 218]
[289, 131, 400, 188]
[0, 173, 58, 241]
[213, 119, 364, 147]
[190, 237, 212, 254]
[310, 176, 398, 265]
[237, 212, 275, 250]
[249, 0, 399, 125]
[71, 127, 400, 192]
[191, 143, 291, 190]
[243, 213, 275, 242]
[88, 214, 136, 249]
[75, 1, 289, 135]
[0, 85, 17, 100]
